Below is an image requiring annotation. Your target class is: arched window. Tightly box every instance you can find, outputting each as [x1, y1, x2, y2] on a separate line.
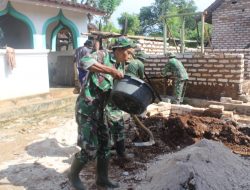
[56, 27, 73, 51]
[43, 10, 79, 50]
[0, 14, 32, 48]
[0, 2, 35, 49]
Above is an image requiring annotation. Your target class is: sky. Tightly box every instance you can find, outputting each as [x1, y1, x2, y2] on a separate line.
[111, 0, 216, 27]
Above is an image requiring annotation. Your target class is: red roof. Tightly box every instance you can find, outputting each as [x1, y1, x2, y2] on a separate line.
[35, 0, 105, 15]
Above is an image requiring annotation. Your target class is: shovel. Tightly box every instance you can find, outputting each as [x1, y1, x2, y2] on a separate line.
[131, 114, 155, 147]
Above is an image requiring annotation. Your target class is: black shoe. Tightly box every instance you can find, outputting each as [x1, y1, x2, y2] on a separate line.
[96, 157, 119, 188]
[115, 140, 130, 162]
[68, 155, 87, 190]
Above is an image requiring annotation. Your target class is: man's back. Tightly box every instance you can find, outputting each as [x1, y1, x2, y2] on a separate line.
[163, 58, 188, 80]
[126, 58, 144, 79]
[74, 46, 92, 67]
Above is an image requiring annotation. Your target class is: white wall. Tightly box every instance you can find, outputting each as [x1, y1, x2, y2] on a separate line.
[0, 49, 50, 100]
[0, 0, 90, 49]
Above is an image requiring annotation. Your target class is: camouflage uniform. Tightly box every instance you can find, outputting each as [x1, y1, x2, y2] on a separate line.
[125, 58, 144, 79]
[75, 50, 125, 162]
[68, 36, 134, 190]
[74, 42, 92, 85]
[107, 56, 145, 145]
[161, 57, 188, 104]
[105, 59, 125, 144]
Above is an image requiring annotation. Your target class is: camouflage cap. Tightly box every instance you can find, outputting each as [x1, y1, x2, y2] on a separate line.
[167, 52, 176, 58]
[135, 50, 147, 61]
[112, 36, 135, 49]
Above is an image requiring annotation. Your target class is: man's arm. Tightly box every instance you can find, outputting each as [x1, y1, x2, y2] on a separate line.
[161, 62, 171, 77]
[89, 63, 123, 79]
[80, 55, 123, 79]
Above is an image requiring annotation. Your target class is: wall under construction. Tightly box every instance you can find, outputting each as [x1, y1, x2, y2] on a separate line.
[206, 49, 250, 80]
[145, 52, 248, 100]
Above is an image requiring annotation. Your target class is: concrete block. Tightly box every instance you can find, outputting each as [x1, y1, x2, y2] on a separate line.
[191, 107, 205, 115]
[146, 103, 158, 112]
[220, 97, 232, 103]
[230, 100, 243, 104]
[203, 108, 223, 118]
[159, 110, 171, 117]
[233, 114, 240, 122]
[209, 104, 225, 111]
[171, 104, 193, 115]
[157, 102, 171, 107]
[221, 111, 234, 119]
[238, 95, 250, 103]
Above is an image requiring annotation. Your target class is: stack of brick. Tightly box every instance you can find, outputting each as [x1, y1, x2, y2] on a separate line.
[135, 39, 200, 55]
[220, 97, 244, 104]
[146, 102, 171, 117]
[146, 103, 235, 120]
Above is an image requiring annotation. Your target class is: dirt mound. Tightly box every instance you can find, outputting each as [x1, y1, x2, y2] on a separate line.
[138, 139, 250, 190]
[131, 114, 250, 155]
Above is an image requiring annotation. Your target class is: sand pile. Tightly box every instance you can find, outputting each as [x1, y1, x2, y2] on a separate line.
[138, 139, 250, 190]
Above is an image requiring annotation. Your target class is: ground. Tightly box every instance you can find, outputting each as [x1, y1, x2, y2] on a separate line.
[0, 104, 249, 190]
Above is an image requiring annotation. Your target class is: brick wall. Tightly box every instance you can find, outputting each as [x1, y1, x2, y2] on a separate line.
[211, 0, 250, 49]
[206, 49, 250, 79]
[135, 38, 199, 55]
[144, 53, 245, 100]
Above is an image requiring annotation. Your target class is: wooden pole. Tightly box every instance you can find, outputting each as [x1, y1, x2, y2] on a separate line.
[167, 25, 179, 53]
[181, 17, 185, 53]
[163, 19, 167, 55]
[201, 13, 205, 53]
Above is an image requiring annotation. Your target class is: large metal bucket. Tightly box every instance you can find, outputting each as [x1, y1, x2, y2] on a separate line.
[111, 75, 155, 114]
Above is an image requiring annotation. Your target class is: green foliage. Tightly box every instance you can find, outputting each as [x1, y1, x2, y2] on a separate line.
[98, 0, 123, 22]
[117, 12, 140, 35]
[102, 22, 120, 33]
[78, 0, 123, 24]
[139, 0, 200, 42]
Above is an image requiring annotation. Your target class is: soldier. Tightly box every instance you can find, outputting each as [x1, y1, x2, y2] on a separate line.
[126, 50, 146, 79]
[73, 39, 93, 94]
[161, 52, 188, 104]
[68, 36, 134, 190]
[106, 50, 146, 161]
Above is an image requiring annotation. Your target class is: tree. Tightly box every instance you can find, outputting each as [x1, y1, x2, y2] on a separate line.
[118, 13, 140, 35]
[101, 22, 120, 33]
[98, 0, 123, 23]
[139, 0, 197, 39]
[139, 0, 176, 35]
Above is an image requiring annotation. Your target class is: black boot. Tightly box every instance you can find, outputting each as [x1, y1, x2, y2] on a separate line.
[96, 157, 119, 188]
[68, 154, 87, 190]
[115, 140, 130, 162]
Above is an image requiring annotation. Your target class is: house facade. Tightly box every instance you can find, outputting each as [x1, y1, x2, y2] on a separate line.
[206, 0, 250, 49]
[0, 0, 104, 100]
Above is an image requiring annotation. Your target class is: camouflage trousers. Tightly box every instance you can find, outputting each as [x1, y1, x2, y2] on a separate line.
[75, 93, 111, 163]
[172, 79, 188, 104]
[105, 102, 125, 144]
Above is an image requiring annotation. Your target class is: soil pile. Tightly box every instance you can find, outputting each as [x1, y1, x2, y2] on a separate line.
[130, 114, 250, 156]
[138, 139, 250, 190]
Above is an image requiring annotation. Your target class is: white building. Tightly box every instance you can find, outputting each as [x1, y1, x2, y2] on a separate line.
[0, 0, 104, 100]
